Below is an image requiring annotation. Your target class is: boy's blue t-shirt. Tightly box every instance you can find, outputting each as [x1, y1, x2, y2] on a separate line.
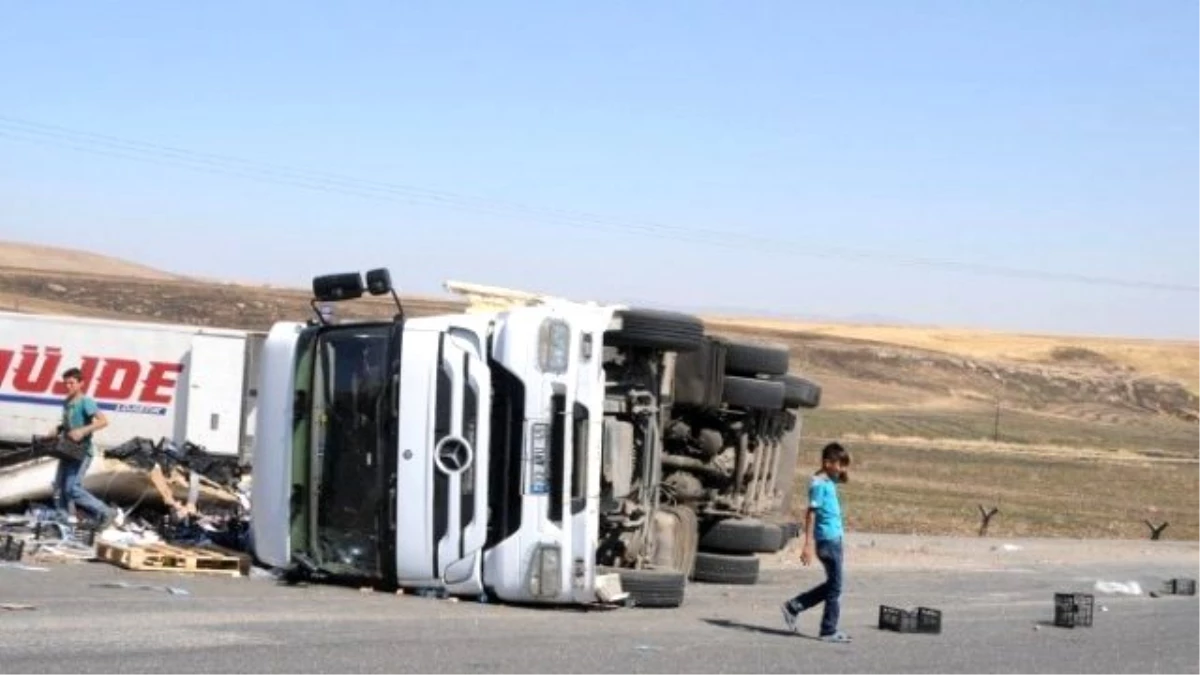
[62, 396, 100, 454]
[808, 474, 844, 542]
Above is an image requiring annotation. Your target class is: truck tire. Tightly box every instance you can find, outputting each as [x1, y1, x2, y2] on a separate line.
[691, 552, 760, 585]
[722, 376, 785, 410]
[780, 374, 821, 409]
[699, 518, 784, 554]
[598, 566, 687, 608]
[606, 309, 705, 353]
[661, 504, 700, 577]
[725, 341, 790, 377]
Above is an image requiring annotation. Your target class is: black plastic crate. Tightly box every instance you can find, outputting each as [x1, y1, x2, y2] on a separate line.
[46, 437, 89, 462]
[1163, 578, 1197, 596]
[1054, 593, 1094, 628]
[917, 607, 943, 634]
[879, 605, 917, 632]
[0, 534, 25, 562]
[879, 605, 942, 634]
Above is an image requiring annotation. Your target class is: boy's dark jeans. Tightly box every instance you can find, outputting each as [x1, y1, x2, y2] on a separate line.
[786, 538, 844, 636]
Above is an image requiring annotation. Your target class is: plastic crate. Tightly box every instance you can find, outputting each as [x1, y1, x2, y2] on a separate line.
[1164, 578, 1197, 596]
[879, 605, 916, 632]
[917, 607, 943, 634]
[0, 534, 24, 562]
[879, 605, 942, 634]
[1054, 593, 1094, 628]
[34, 436, 88, 462]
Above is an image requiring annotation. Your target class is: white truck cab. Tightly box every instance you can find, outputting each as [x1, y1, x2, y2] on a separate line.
[252, 270, 704, 606]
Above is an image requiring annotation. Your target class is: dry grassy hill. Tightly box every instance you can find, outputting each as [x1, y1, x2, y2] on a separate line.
[0, 241, 182, 280]
[2, 240, 1196, 539]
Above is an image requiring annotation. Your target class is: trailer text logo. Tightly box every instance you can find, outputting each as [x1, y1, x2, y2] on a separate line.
[0, 345, 183, 416]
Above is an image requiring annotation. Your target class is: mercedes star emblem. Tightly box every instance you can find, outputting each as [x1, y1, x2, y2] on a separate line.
[434, 437, 473, 474]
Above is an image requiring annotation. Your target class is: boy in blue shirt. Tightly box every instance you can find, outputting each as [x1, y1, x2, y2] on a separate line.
[42, 367, 120, 528]
[781, 442, 852, 643]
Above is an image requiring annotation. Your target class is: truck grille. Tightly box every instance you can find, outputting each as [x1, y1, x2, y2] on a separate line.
[431, 333, 483, 573]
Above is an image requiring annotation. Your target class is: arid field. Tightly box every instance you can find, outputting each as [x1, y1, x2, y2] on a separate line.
[2, 241, 1196, 540]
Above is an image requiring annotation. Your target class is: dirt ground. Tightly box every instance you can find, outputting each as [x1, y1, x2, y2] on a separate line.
[765, 531, 1200, 572]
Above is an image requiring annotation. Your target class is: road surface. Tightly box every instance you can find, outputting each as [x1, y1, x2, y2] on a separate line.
[1, 534, 1196, 674]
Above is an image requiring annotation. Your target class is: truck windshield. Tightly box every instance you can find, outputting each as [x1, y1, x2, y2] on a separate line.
[308, 323, 392, 579]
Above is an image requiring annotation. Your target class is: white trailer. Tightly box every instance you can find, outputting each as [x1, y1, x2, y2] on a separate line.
[0, 311, 264, 506]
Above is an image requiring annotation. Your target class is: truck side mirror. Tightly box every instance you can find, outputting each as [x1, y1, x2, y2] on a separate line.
[365, 268, 393, 296]
[313, 272, 365, 301]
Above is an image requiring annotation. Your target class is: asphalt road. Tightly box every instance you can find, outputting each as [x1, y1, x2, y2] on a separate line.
[1, 537, 1197, 674]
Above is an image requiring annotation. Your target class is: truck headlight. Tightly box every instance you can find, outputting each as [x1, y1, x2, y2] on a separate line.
[537, 319, 570, 374]
[528, 545, 562, 598]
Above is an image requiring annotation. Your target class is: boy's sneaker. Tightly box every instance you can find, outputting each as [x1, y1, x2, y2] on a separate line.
[820, 631, 852, 643]
[98, 507, 126, 531]
[780, 603, 798, 633]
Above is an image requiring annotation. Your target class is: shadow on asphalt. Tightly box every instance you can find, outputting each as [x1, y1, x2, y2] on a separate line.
[703, 617, 820, 641]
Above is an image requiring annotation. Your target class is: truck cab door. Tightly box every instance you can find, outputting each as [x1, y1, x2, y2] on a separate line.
[184, 334, 249, 455]
[251, 322, 307, 569]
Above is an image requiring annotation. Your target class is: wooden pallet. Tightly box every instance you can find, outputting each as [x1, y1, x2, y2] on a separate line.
[95, 541, 250, 577]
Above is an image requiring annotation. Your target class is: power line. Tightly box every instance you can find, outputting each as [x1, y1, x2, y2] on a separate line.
[0, 114, 1195, 293]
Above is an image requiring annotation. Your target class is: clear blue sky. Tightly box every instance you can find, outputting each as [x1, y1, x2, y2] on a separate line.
[1, 1, 1196, 338]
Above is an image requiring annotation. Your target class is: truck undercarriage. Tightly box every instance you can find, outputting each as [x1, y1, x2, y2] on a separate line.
[665, 337, 821, 586]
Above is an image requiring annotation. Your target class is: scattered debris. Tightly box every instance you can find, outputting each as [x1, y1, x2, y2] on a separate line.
[91, 581, 191, 596]
[2, 434, 252, 577]
[991, 544, 1023, 552]
[1093, 580, 1143, 596]
[104, 437, 245, 491]
[0, 603, 36, 611]
[248, 567, 281, 581]
[0, 562, 48, 572]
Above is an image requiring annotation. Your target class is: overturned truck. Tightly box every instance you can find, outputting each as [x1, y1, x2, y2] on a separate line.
[251, 272, 820, 608]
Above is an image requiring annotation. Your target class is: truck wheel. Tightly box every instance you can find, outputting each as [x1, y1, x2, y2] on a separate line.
[691, 552, 760, 585]
[725, 341, 789, 377]
[598, 566, 687, 608]
[722, 376, 785, 410]
[662, 504, 700, 577]
[699, 518, 784, 554]
[779, 374, 821, 409]
[606, 309, 705, 353]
